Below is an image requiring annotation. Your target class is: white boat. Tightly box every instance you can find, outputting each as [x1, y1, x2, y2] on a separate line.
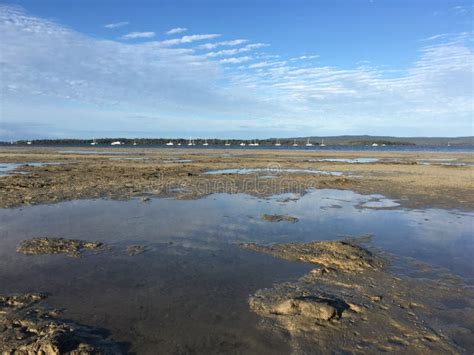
[177, 142, 182, 146]
[91, 139, 97, 146]
[371, 143, 379, 147]
[203, 139, 209, 146]
[240, 142, 246, 146]
[320, 139, 326, 147]
[111, 141, 122, 145]
[188, 138, 194, 146]
[292, 139, 298, 146]
[166, 141, 174, 146]
[26, 140, 32, 145]
[133, 141, 137, 146]
[305, 138, 313, 146]
[275, 139, 281, 146]
[225, 141, 231, 146]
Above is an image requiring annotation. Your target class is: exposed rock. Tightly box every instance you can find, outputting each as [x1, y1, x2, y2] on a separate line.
[241, 240, 384, 272]
[262, 214, 299, 223]
[17, 237, 103, 257]
[0, 293, 125, 354]
[243, 240, 468, 353]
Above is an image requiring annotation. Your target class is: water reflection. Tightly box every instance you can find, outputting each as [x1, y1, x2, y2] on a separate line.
[0, 190, 472, 352]
[0, 162, 61, 177]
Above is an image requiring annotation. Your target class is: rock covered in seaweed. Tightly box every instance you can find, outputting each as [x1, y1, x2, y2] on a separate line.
[17, 237, 103, 257]
[0, 293, 125, 354]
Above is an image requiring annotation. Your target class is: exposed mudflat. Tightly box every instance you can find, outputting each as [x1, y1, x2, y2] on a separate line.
[242, 240, 474, 353]
[241, 240, 383, 272]
[0, 147, 472, 209]
[17, 237, 103, 257]
[0, 293, 126, 354]
[0, 147, 473, 353]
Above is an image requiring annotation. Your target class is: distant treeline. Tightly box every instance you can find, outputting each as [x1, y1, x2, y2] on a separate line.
[4, 138, 407, 146]
[1, 135, 473, 146]
[301, 135, 474, 146]
[7, 138, 285, 146]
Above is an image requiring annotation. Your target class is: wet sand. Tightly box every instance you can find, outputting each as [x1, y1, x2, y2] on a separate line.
[0, 146, 472, 209]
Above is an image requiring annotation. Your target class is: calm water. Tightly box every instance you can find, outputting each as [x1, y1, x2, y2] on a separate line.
[0, 190, 472, 353]
[0, 162, 60, 177]
[204, 168, 344, 176]
[3, 144, 473, 153]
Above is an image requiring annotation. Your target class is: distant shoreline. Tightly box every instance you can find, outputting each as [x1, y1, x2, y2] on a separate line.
[2, 135, 473, 147]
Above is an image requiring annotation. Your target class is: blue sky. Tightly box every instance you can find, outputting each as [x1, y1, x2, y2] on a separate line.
[1, 0, 473, 139]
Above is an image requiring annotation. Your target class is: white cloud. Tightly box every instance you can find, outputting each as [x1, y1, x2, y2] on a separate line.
[220, 56, 252, 64]
[290, 55, 319, 61]
[121, 31, 155, 40]
[0, 5, 472, 138]
[248, 61, 286, 69]
[160, 34, 220, 46]
[0, 6, 226, 111]
[104, 21, 129, 29]
[166, 27, 187, 35]
[198, 39, 248, 50]
[206, 43, 268, 57]
[450, 5, 467, 14]
[421, 34, 446, 42]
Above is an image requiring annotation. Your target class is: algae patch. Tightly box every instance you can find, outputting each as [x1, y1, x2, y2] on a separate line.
[17, 237, 104, 257]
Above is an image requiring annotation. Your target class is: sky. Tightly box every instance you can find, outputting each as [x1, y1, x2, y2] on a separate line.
[0, 0, 473, 140]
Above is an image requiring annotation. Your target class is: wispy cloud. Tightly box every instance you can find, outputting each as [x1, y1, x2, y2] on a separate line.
[248, 61, 286, 69]
[104, 21, 129, 29]
[220, 56, 252, 64]
[1, 4, 472, 138]
[290, 55, 319, 61]
[166, 27, 187, 35]
[198, 39, 248, 50]
[121, 31, 155, 40]
[421, 34, 446, 42]
[206, 43, 268, 57]
[161, 33, 220, 46]
[450, 5, 467, 14]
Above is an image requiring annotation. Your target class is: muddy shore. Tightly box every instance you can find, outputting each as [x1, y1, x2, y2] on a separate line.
[241, 239, 474, 353]
[0, 147, 472, 209]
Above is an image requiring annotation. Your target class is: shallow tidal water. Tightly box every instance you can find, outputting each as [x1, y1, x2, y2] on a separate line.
[0, 189, 473, 353]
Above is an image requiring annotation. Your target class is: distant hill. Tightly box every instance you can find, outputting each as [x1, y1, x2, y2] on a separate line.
[287, 135, 474, 146]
